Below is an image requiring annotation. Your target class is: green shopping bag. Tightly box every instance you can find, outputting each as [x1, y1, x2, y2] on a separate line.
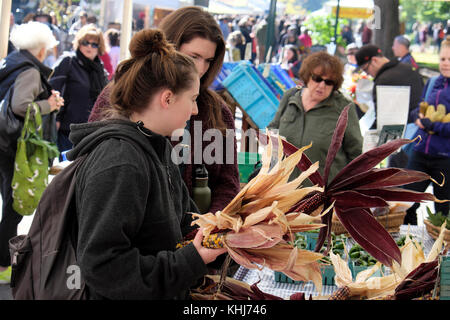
[11, 103, 59, 216]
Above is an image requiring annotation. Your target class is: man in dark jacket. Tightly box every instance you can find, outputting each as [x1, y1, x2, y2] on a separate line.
[355, 45, 424, 167]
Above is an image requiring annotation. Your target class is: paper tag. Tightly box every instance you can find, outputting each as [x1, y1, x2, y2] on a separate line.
[263, 64, 271, 78]
[265, 46, 272, 63]
[245, 42, 252, 61]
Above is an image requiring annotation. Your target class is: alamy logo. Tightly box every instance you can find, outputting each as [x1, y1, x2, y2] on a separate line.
[66, 265, 81, 290]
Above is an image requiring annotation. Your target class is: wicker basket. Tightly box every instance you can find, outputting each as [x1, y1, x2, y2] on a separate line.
[424, 219, 450, 242]
[331, 211, 407, 236]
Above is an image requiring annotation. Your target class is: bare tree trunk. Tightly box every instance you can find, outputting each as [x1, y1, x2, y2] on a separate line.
[374, 0, 399, 59]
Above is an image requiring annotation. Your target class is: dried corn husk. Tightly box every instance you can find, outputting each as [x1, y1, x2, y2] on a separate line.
[330, 224, 447, 300]
[191, 130, 326, 290]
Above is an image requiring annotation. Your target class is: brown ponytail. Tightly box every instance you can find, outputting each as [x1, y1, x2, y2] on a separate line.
[109, 29, 197, 118]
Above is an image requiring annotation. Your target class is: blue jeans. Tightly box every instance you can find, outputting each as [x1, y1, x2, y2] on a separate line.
[403, 151, 450, 225]
[57, 131, 73, 161]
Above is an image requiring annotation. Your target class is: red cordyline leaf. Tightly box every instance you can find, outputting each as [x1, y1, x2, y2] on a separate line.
[328, 168, 403, 192]
[323, 104, 350, 186]
[356, 187, 437, 202]
[331, 190, 389, 211]
[328, 137, 417, 189]
[349, 168, 432, 190]
[259, 107, 436, 268]
[334, 208, 402, 266]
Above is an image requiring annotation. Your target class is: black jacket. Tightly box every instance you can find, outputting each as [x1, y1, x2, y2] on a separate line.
[67, 119, 207, 299]
[0, 50, 52, 105]
[50, 52, 107, 133]
[0, 50, 56, 148]
[372, 60, 424, 128]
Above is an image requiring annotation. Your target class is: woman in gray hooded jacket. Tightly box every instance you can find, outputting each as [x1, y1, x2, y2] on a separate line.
[67, 29, 225, 299]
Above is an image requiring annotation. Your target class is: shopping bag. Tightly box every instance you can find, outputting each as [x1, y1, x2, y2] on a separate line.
[11, 103, 60, 216]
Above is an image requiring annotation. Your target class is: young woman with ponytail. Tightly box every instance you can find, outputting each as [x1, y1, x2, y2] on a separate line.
[66, 29, 226, 300]
[88, 6, 240, 215]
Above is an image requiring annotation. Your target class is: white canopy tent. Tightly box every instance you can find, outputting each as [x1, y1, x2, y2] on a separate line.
[207, 0, 264, 15]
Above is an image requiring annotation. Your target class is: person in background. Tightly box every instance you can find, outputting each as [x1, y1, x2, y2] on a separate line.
[33, 11, 62, 67]
[392, 35, 419, 69]
[268, 51, 363, 185]
[68, 10, 88, 38]
[0, 22, 63, 284]
[298, 27, 312, 50]
[50, 24, 108, 155]
[361, 22, 372, 45]
[355, 44, 424, 168]
[68, 28, 226, 299]
[345, 43, 359, 68]
[255, 17, 268, 64]
[403, 36, 450, 225]
[341, 25, 355, 46]
[227, 30, 246, 61]
[355, 44, 423, 129]
[280, 25, 300, 47]
[8, 13, 17, 55]
[219, 15, 230, 42]
[104, 28, 120, 79]
[281, 44, 301, 79]
[88, 6, 240, 216]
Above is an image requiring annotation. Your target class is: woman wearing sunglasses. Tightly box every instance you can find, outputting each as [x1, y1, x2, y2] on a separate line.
[268, 51, 363, 185]
[49, 24, 108, 156]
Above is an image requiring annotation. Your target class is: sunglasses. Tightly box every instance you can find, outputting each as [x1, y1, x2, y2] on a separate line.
[361, 59, 372, 72]
[311, 74, 335, 86]
[80, 40, 99, 49]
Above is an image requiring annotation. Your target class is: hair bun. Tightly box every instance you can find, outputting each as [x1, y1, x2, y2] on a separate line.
[129, 29, 171, 58]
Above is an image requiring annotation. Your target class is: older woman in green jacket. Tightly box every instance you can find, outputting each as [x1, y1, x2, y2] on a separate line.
[269, 51, 363, 185]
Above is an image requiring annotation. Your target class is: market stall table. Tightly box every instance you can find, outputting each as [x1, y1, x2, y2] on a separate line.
[233, 225, 445, 299]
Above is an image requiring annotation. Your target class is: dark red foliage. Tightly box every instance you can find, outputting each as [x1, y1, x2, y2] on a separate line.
[260, 105, 442, 267]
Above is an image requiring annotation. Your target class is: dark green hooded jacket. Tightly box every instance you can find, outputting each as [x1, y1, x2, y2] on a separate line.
[67, 119, 207, 300]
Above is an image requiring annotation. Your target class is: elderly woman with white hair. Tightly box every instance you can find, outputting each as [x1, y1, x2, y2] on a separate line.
[0, 21, 63, 284]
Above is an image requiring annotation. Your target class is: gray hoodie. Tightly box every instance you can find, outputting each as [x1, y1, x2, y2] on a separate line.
[67, 119, 207, 300]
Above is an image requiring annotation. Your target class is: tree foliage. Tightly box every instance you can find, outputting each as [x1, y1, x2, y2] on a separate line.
[400, 0, 450, 31]
[303, 13, 349, 47]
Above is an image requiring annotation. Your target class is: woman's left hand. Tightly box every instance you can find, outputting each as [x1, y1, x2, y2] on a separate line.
[193, 228, 227, 265]
[416, 113, 425, 129]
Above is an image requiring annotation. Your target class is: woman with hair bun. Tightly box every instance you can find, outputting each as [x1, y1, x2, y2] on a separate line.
[65, 29, 226, 300]
[89, 6, 240, 215]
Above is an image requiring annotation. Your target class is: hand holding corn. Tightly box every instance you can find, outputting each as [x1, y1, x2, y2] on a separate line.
[192, 228, 227, 265]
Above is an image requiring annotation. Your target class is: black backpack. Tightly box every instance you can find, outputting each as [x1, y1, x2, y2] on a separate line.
[8, 155, 88, 300]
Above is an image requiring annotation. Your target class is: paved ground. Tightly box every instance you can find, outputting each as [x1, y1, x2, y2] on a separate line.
[0, 285, 12, 300]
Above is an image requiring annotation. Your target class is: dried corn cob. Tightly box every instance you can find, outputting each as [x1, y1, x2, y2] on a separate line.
[176, 233, 225, 249]
[328, 286, 351, 300]
[290, 191, 326, 214]
[202, 233, 225, 248]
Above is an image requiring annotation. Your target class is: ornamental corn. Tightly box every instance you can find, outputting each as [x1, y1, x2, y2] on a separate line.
[176, 233, 225, 249]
